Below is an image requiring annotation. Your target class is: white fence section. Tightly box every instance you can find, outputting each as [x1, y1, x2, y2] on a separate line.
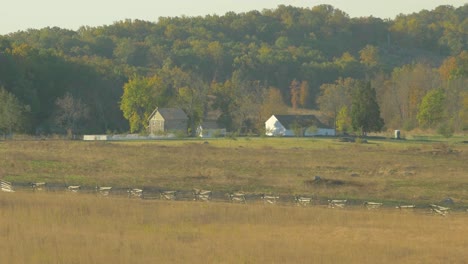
[228, 192, 246, 203]
[83, 135, 110, 141]
[160, 191, 177, 200]
[193, 189, 212, 201]
[364, 201, 383, 210]
[1, 180, 14, 192]
[128, 188, 143, 198]
[295, 196, 312, 206]
[67, 185, 81, 193]
[430, 204, 450, 216]
[83, 134, 177, 141]
[396, 205, 416, 210]
[31, 182, 46, 191]
[261, 194, 280, 204]
[96, 187, 112, 196]
[328, 199, 347, 208]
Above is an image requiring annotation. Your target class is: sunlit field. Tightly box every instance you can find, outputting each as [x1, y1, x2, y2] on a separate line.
[0, 192, 467, 264]
[1, 137, 467, 263]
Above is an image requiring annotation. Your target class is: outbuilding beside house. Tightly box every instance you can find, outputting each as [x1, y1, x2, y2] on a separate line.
[196, 120, 226, 138]
[265, 114, 335, 137]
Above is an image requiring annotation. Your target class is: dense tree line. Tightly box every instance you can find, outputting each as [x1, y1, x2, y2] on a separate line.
[0, 4, 466, 136]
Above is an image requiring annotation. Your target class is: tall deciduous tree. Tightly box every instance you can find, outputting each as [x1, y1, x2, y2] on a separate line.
[438, 54, 468, 132]
[290, 79, 300, 110]
[316, 78, 355, 128]
[0, 87, 29, 137]
[211, 80, 235, 131]
[54, 93, 89, 137]
[336, 106, 351, 134]
[174, 70, 208, 136]
[212, 71, 265, 134]
[417, 89, 446, 128]
[351, 81, 384, 136]
[379, 63, 439, 130]
[120, 75, 164, 133]
[231, 78, 264, 134]
[461, 91, 468, 131]
[359, 45, 379, 65]
[299, 81, 309, 108]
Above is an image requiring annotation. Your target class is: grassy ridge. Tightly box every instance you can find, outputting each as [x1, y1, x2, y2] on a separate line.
[0, 192, 467, 263]
[1, 137, 467, 205]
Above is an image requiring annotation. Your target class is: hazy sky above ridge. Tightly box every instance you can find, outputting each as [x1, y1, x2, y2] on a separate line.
[1, 0, 466, 34]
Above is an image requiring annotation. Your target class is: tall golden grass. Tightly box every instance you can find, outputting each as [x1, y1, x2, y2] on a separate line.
[1, 138, 467, 206]
[0, 192, 467, 263]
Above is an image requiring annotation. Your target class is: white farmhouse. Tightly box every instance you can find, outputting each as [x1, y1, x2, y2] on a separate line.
[265, 115, 335, 137]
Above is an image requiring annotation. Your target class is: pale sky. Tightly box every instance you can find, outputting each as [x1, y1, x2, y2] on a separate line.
[1, 0, 466, 35]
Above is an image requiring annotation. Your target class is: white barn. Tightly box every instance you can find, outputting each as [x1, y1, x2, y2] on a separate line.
[265, 115, 335, 137]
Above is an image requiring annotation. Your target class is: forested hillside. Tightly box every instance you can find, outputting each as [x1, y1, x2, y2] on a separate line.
[0, 4, 467, 136]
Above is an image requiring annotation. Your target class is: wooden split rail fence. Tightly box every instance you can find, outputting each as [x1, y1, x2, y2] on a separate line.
[328, 199, 347, 208]
[261, 194, 280, 204]
[1, 180, 465, 214]
[430, 204, 451, 216]
[67, 185, 81, 193]
[396, 205, 416, 210]
[364, 201, 383, 210]
[128, 188, 143, 198]
[96, 186, 112, 196]
[193, 189, 212, 201]
[228, 192, 246, 203]
[160, 191, 177, 200]
[1, 180, 14, 193]
[295, 196, 312, 206]
[31, 182, 47, 191]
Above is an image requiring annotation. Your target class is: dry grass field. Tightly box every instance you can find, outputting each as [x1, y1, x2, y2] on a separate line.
[1, 137, 467, 263]
[0, 137, 467, 206]
[0, 192, 467, 264]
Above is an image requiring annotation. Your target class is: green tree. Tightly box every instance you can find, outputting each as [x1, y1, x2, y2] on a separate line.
[299, 81, 309, 108]
[174, 70, 208, 137]
[230, 77, 264, 134]
[417, 89, 446, 128]
[461, 91, 468, 131]
[120, 75, 164, 133]
[316, 78, 355, 129]
[0, 87, 29, 137]
[211, 80, 235, 131]
[379, 63, 438, 130]
[336, 106, 351, 134]
[212, 72, 265, 134]
[359, 45, 380, 67]
[351, 81, 384, 136]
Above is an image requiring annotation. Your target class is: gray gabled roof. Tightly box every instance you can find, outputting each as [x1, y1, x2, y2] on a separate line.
[149, 108, 188, 121]
[200, 120, 221, 129]
[273, 115, 329, 129]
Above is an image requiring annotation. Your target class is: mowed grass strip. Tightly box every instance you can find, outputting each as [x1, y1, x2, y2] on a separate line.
[0, 192, 467, 264]
[0, 138, 467, 205]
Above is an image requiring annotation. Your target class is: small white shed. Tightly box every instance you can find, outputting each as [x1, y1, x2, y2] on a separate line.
[197, 120, 226, 138]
